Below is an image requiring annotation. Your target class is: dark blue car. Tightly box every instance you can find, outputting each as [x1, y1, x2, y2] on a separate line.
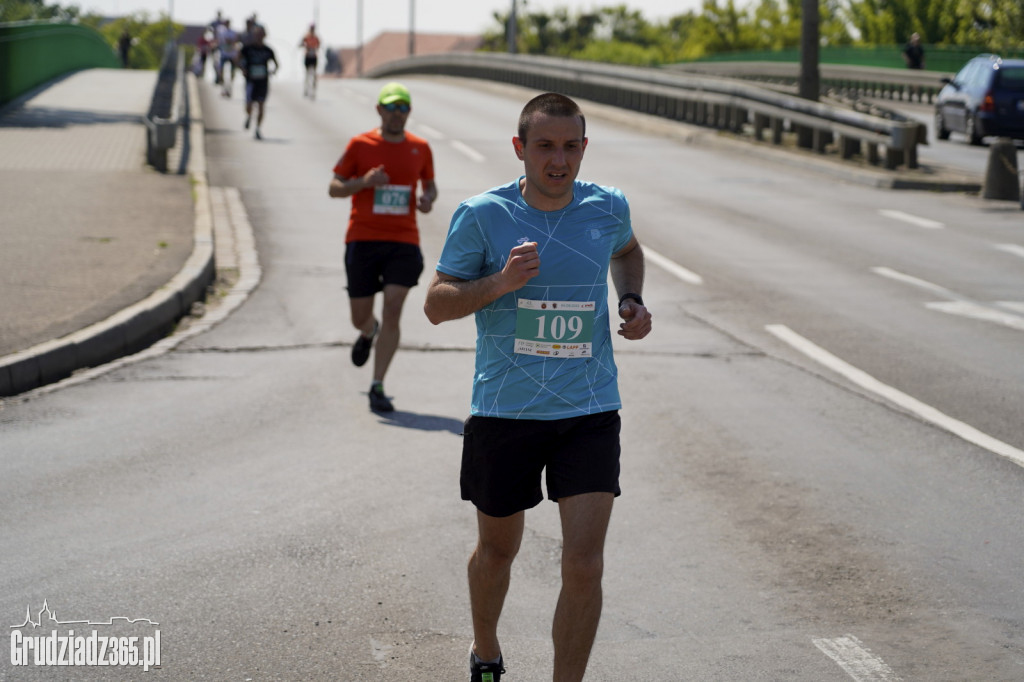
[935, 54, 1024, 145]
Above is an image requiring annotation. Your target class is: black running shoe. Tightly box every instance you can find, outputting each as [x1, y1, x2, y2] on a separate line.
[368, 383, 394, 412]
[351, 321, 378, 367]
[469, 653, 505, 682]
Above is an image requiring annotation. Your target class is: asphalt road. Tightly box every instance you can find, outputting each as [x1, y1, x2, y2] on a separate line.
[1, 74, 1022, 681]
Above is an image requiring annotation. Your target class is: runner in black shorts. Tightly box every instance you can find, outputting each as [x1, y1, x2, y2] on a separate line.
[344, 241, 424, 297]
[329, 82, 437, 413]
[461, 412, 622, 518]
[239, 27, 276, 140]
[424, 93, 652, 682]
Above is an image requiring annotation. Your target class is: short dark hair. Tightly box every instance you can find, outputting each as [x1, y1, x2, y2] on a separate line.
[518, 92, 586, 142]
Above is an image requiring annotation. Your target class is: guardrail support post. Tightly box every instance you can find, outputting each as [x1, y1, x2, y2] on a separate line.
[982, 138, 1020, 201]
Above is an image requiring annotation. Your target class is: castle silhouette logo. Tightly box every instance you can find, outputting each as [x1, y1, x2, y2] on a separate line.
[10, 600, 161, 671]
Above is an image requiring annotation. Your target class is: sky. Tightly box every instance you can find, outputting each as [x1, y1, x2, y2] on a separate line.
[83, 0, 702, 78]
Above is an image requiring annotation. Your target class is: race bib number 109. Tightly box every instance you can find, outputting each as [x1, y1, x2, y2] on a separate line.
[514, 299, 594, 358]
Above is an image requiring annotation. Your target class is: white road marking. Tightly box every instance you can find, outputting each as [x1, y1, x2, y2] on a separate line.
[644, 246, 704, 285]
[873, 266, 1024, 332]
[994, 243, 1024, 259]
[813, 635, 902, 682]
[871, 267, 952, 296]
[765, 324, 1024, 468]
[416, 124, 444, 139]
[926, 301, 1024, 331]
[879, 209, 944, 229]
[451, 139, 485, 163]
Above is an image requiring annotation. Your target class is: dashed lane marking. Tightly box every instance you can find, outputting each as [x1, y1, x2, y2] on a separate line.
[995, 243, 1024, 259]
[879, 209, 944, 229]
[872, 266, 1024, 332]
[813, 635, 903, 682]
[451, 139, 485, 162]
[645, 246, 703, 286]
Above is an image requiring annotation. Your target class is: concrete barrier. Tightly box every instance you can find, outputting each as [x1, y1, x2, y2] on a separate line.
[982, 138, 1020, 201]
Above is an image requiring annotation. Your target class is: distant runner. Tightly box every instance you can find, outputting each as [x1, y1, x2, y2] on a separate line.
[239, 26, 277, 140]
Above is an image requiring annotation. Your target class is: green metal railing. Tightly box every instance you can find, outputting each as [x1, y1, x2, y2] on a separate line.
[0, 21, 119, 106]
[693, 45, 1024, 74]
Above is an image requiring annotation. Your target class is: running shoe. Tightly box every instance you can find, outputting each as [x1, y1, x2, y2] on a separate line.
[254, 128, 262, 140]
[469, 652, 505, 682]
[244, 115, 251, 129]
[351, 321, 378, 367]
[368, 383, 394, 412]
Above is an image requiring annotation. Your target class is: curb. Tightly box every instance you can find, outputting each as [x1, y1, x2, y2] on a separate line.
[0, 72, 215, 397]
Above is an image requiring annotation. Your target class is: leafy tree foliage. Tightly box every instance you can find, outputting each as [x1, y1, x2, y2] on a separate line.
[77, 11, 182, 70]
[0, 0, 76, 21]
[482, 0, 1024, 65]
[2, 0, 180, 69]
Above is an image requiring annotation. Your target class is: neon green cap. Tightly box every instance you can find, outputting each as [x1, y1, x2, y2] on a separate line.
[378, 82, 411, 105]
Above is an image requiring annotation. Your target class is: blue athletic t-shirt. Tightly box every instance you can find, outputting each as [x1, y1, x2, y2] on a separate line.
[437, 178, 633, 420]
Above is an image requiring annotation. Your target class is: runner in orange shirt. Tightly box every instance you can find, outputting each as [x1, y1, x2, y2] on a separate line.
[329, 82, 438, 412]
[299, 24, 321, 99]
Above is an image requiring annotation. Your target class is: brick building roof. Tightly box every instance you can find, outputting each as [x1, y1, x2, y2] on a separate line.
[331, 31, 483, 78]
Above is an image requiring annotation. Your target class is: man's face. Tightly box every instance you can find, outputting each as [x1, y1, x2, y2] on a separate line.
[377, 101, 410, 137]
[513, 113, 587, 211]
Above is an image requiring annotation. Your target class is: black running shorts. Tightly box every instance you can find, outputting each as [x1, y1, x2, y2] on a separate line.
[246, 79, 268, 103]
[460, 411, 622, 518]
[345, 241, 424, 298]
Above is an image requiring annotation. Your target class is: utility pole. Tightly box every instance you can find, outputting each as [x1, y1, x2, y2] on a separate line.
[507, 0, 518, 54]
[409, 0, 415, 56]
[797, 0, 820, 148]
[356, 0, 363, 76]
[798, 0, 819, 102]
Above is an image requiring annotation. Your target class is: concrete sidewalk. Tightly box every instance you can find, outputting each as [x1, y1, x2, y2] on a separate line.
[0, 68, 211, 396]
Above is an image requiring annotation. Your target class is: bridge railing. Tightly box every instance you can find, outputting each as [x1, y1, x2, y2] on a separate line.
[145, 42, 186, 172]
[368, 52, 927, 171]
[0, 21, 118, 106]
[666, 61, 954, 105]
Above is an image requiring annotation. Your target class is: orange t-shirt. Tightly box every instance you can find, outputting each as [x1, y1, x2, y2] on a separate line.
[333, 129, 434, 245]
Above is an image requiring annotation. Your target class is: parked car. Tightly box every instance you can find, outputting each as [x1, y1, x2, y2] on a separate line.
[934, 54, 1024, 145]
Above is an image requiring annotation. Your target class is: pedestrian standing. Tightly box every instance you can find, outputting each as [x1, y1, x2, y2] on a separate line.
[118, 29, 132, 68]
[903, 32, 925, 69]
[424, 92, 652, 682]
[329, 82, 438, 412]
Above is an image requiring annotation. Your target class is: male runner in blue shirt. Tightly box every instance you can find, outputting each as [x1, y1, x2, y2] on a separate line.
[425, 92, 652, 682]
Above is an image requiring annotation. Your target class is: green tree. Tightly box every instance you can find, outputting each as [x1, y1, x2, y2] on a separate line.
[0, 0, 77, 21]
[77, 11, 182, 70]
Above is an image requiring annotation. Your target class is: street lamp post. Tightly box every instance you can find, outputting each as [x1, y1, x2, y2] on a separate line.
[507, 0, 517, 54]
[357, 0, 363, 76]
[408, 0, 416, 56]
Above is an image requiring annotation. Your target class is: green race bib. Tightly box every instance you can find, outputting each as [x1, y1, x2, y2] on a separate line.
[514, 299, 595, 358]
[373, 184, 412, 215]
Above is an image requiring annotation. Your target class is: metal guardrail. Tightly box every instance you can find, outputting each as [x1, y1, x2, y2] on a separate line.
[666, 61, 955, 105]
[145, 42, 185, 172]
[368, 52, 927, 171]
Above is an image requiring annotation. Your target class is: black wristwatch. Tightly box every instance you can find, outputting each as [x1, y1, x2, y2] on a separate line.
[618, 293, 644, 308]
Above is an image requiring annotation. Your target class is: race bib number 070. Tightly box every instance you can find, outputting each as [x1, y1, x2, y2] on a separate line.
[514, 299, 594, 358]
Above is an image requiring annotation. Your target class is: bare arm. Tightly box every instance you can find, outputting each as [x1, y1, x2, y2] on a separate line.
[417, 179, 438, 213]
[610, 235, 652, 340]
[328, 165, 388, 199]
[424, 242, 539, 325]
